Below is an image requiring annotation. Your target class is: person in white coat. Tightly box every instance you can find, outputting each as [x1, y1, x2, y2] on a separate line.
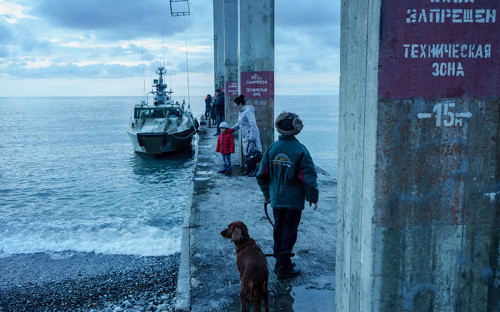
[231, 95, 262, 177]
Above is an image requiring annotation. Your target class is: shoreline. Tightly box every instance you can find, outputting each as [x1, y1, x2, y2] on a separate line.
[0, 252, 179, 312]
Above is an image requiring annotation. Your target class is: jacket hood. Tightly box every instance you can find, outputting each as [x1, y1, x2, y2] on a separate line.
[239, 104, 255, 114]
[222, 128, 234, 135]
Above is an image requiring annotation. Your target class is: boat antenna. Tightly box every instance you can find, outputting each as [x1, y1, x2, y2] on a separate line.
[141, 21, 147, 102]
[162, 2, 165, 66]
[170, 72, 172, 93]
[184, 17, 191, 109]
[169, 0, 191, 108]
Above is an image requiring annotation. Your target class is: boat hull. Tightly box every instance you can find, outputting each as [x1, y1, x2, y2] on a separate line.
[127, 127, 195, 155]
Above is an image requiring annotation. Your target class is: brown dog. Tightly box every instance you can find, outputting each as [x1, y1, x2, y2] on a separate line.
[221, 221, 270, 312]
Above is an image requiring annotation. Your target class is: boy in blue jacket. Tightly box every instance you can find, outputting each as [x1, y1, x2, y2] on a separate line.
[256, 111, 319, 279]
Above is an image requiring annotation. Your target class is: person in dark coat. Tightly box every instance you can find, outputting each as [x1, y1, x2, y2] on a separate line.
[205, 94, 213, 127]
[212, 89, 225, 135]
[256, 111, 319, 279]
[216, 121, 235, 175]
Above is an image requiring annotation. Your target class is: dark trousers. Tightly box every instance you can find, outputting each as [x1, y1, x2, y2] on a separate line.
[244, 161, 256, 173]
[273, 208, 302, 266]
[211, 110, 216, 123]
[205, 110, 211, 126]
[215, 112, 224, 134]
[247, 163, 256, 172]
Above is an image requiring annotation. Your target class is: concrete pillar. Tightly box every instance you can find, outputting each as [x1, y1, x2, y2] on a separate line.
[223, 0, 239, 128]
[238, 0, 274, 152]
[213, 0, 225, 92]
[337, 0, 500, 311]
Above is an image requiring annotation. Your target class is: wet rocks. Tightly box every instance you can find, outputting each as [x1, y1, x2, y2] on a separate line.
[0, 253, 179, 312]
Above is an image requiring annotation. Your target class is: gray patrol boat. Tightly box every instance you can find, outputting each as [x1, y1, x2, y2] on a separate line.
[127, 66, 197, 155]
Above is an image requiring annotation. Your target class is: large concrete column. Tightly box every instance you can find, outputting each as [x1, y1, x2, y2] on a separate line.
[337, 0, 500, 311]
[223, 0, 239, 128]
[238, 0, 274, 152]
[213, 0, 225, 92]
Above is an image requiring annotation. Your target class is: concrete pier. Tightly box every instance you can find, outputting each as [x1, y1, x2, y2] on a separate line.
[223, 0, 239, 129]
[213, 0, 225, 91]
[175, 124, 336, 311]
[238, 0, 275, 152]
[337, 0, 500, 311]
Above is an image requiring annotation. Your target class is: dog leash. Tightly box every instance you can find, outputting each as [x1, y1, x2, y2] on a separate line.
[264, 250, 295, 258]
[264, 199, 274, 227]
[263, 200, 295, 257]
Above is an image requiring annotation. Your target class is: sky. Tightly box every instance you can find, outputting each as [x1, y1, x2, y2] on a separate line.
[0, 0, 340, 97]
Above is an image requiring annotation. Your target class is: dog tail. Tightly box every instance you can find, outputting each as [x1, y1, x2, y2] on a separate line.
[261, 279, 269, 296]
[248, 277, 268, 300]
[248, 279, 256, 299]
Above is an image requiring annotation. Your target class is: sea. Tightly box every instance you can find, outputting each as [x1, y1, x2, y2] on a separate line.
[0, 95, 338, 258]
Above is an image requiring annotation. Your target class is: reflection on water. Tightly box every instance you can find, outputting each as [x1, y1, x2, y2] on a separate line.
[290, 274, 335, 311]
[225, 274, 335, 312]
[130, 149, 195, 184]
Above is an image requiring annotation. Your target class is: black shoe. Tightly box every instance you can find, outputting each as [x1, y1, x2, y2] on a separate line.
[241, 170, 249, 176]
[225, 170, 231, 175]
[274, 262, 295, 274]
[248, 170, 256, 177]
[277, 265, 301, 279]
[218, 169, 226, 173]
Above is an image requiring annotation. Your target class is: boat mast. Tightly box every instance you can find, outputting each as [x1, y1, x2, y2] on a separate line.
[169, 0, 191, 108]
[141, 22, 147, 103]
[153, 67, 169, 105]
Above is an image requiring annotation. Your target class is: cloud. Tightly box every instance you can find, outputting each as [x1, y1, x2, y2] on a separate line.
[0, 18, 12, 57]
[0, 19, 12, 44]
[276, 0, 340, 28]
[18, 34, 51, 52]
[31, 0, 186, 40]
[0, 17, 52, 59]
[0, 45, 8, 58]
[274, 0, 340, 75]
[276, 0, 340, 44]
[4, 61, 143, 79]
[0, 0, 340, 96]
[107, 44, 156, 61]
[174, 60, 212, 74]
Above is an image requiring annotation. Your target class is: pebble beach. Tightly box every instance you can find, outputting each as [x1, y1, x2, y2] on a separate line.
[0, 252, 179, 312]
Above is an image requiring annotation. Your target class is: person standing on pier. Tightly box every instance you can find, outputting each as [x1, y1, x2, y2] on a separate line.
[204, 94, 212, 127]
[256, 111, 319, 279]
[212, 89, 225, 135]
[231, 94, 262, 177]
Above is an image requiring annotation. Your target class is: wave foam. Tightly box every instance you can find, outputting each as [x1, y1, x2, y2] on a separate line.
[0, 226, 181, 258]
